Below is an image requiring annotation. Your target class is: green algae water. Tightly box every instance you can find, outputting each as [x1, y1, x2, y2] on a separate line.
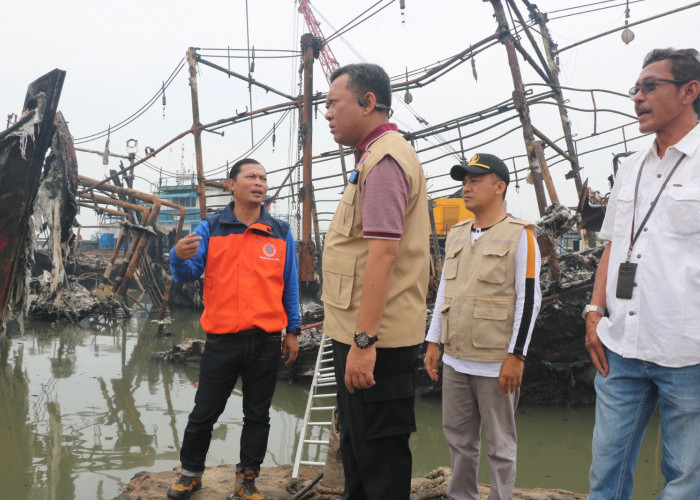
[0, 309, 665, 499]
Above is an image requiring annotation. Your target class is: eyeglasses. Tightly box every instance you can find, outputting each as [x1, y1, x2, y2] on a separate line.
[628, 78, 690, 99]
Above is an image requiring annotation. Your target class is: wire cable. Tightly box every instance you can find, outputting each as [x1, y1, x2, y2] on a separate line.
[74, 58, 186, 144]
[326, 0, 396, 44]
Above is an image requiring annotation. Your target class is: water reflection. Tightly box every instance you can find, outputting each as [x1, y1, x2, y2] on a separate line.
[0, 310, 666, 499]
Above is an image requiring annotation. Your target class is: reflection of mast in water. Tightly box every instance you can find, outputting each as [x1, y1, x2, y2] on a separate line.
[160, 363, 181, 450]
[0, 339, 34, 499]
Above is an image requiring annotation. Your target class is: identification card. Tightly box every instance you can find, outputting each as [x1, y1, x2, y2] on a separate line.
[616, 262, 638, 299]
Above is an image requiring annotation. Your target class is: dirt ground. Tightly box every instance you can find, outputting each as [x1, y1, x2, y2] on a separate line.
[114, 464, 587, 500]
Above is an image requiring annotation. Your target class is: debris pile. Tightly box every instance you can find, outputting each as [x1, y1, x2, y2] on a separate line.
[116, 464, 586, 499]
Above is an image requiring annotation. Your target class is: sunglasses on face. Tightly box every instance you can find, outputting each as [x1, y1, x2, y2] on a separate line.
[628, 78, 690, 99]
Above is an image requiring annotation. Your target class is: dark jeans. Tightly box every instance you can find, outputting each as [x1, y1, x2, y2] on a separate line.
[332, 340, 420, 500]
[180, 331, 281, 473]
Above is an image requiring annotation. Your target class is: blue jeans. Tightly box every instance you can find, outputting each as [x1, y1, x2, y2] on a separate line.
[180, 331, 281, 474]
[589, 347, 700, 499]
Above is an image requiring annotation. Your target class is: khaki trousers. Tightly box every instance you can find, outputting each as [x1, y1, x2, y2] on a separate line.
[442, 364, 519, 500]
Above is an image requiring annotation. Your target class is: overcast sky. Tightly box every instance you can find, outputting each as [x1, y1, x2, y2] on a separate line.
[3, 0, 699, 234]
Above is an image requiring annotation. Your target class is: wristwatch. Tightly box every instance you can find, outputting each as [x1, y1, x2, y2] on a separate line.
[353, 332, 378, 349]
[582, 304, 606, 320]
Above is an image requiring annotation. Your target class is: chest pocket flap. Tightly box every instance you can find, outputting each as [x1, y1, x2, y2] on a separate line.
[442, 245, 463, 280]
[328, 184, 357, 237]
[477, 244, 509, 285]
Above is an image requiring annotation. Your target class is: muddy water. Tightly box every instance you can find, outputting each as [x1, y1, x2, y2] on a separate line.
[1, 309, 665, 499]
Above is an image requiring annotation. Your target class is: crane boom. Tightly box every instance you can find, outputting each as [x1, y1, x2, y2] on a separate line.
[298, 0, 340, 84]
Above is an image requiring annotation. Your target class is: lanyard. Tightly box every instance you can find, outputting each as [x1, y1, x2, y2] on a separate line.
[628, 153, 686, 261]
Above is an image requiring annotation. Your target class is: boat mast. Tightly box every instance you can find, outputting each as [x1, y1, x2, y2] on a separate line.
[489, 0, 558, 215]
[187, 47, 208, 220]
[298, 33, 321, 288]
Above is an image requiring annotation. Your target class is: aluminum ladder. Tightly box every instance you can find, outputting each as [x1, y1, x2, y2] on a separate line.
[291, 333, 337, 486]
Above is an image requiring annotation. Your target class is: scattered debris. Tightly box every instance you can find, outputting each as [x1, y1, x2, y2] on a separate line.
[116, 464, 586, 500]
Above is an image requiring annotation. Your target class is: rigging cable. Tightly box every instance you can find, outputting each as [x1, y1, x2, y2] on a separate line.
[74, 58, 186, 144]
[325, 0, 396, 44]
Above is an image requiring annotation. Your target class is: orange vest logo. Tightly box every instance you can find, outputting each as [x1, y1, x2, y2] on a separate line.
[262, 243, 277, 258]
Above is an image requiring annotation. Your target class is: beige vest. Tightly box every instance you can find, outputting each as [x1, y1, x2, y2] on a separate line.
[441, 217, 529, 362]
[322, 131, 430, 347]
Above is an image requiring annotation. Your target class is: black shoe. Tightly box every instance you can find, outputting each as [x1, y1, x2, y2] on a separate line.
[167, 474, 202, 499]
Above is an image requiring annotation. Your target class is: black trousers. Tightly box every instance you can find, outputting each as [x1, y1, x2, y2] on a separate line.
[180, 332, 281, 473]
[332, 340, 421, 500]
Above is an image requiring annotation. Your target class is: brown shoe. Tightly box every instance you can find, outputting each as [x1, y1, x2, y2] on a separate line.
[167, 474, 202, 499]
[232, 468, 265, 500]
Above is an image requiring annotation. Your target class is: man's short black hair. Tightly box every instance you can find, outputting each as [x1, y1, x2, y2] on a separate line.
[228, 158, 262, 180]
[330, 63, 392, 114]
[643, 48, 700, 115]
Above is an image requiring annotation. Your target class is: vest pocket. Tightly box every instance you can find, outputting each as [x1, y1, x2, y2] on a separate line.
[443, 246, 463, 280]
[321, 250, 356, 309]
[439, 302, 451, 344]
[471, 297, 509, 348]
[477, 245, 509, 285]
[328, 184, 357, 237]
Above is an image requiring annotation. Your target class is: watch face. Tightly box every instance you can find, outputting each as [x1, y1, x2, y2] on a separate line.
[354, 332, 375, 348]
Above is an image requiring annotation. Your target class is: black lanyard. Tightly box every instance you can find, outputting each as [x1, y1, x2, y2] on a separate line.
[628, 153, 686, 261]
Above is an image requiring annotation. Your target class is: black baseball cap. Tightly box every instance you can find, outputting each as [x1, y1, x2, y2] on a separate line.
[450, 153, 510, 185]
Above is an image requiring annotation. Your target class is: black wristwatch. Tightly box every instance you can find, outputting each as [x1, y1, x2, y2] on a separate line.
[353, 332, 378, 349]
[287, 327, 301, 336]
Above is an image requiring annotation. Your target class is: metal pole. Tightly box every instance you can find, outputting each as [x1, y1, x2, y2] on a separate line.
[187, 47, 208, 220]
[490, 0, 556, 215]
[299, 33, 320, 284]
[526, 3, 583, 193]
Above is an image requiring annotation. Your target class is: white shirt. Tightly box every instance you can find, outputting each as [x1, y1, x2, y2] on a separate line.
[597, 122, 700, 367]
[426, 228, 542, 377]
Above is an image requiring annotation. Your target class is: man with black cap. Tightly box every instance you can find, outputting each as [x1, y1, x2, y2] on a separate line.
[424, 153, 541, 500]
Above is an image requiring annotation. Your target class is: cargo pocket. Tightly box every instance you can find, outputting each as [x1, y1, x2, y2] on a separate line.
[321, 250, 356, 309]
[363, 372, 416, 440]
[442, 246, 462, 280]
[477, 245, 509, 285]
[472, 297, 510, 348]
[439, 302, 451, 344]
[328, 184, 357, 237]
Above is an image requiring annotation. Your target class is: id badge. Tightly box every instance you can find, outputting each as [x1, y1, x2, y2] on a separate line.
[616, 262, 638, 299]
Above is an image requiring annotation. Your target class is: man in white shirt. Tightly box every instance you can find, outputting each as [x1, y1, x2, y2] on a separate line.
[585, 48, 700, 499]
[424, 153, 541, 500]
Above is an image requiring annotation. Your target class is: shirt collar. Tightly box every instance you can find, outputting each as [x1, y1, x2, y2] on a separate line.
[651, 121, 700, 159]
[354, 123, 398, 160]
[220, 201, 273, 226]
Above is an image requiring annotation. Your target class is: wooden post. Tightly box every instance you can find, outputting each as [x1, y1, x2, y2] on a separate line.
[187, 48, 208, 220]
[526, 2, 583, 194]
[490, 0, 558, 215]
[298, 34, 320, 285]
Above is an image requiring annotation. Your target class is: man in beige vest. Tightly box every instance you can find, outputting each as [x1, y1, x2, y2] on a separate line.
[424, 154, 541, 500]
[322, 63, 429, 499]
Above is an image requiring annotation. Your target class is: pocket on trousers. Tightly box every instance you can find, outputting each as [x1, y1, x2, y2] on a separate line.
[363, 372, 416, 440]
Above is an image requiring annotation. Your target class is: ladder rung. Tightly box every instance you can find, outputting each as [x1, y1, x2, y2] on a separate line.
[300, 460, 326, 466]
[303, 439, 330, 445]
[306, 421, 332, 426]
[310, 406, 335, 411]
[312, 393, 336, 399]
